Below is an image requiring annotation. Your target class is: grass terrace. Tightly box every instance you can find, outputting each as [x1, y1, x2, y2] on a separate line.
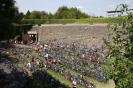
[8, 44, 115, 88]
[21, 17, 123, 25]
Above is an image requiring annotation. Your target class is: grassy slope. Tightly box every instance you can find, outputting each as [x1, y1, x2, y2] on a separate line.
[21, 17, 122, 24]
[11, 49, 115, 88]
[44, 67, 115, 88]
[33, 51, 115, 88]
[32, 51, 115, 88]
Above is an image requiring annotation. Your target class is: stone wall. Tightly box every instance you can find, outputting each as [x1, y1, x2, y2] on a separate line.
[30, 24, 109, 46]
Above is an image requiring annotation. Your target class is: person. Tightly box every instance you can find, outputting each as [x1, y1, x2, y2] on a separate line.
[52, 59, 56, 64]
[36, 58, 40, 65]
[44, 52, 49, 59]
[32, 56, 35, 62]
[27, 62, 31, 70]
[72, 80, 77, 88]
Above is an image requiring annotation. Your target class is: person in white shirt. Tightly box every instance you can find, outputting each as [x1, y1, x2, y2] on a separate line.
[72, 80, 77, 88]
[27, 62, 31, 70]
[44, 53, 49, 59]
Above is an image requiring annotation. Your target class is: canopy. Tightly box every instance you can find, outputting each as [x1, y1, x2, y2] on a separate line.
[28, 31, 37, 34]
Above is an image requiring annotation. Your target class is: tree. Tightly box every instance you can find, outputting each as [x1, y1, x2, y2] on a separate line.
[23, 6, 89, 19]
[55, 6, 69, 19]
[24, 10, 31, 19]
[24, 10, 48, 19]
[105, 4, 133, 88]
[40, 11, 48, 19]
[0, 0, 22, 40]
[48, 13, 53, 19]
[54, 6, 89, 19]
[30, 11, 42, 19]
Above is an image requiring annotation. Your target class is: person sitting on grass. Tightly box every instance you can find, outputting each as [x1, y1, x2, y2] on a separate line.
[72, 79, 77, 88]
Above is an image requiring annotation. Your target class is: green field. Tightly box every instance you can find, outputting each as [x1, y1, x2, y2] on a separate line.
[21, 17, 123, 25]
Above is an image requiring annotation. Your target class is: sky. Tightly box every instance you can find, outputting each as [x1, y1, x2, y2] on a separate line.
[15, 0, 133, 17]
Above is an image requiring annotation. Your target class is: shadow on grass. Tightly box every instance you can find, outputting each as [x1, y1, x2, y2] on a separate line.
[26, 69, 69, 88]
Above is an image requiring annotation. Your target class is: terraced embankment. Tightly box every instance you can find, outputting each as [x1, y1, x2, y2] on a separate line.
[31, 24, 109, 46]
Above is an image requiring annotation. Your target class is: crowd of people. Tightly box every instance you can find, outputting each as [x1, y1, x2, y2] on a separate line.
[35, 40, 108, 81]
[9, 40, 108, 88]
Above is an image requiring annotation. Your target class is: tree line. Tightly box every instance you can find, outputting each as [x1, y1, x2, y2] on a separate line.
[24, 6, 90, 19]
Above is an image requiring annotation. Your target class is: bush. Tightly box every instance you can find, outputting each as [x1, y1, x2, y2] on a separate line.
[104, 4, 133, 88]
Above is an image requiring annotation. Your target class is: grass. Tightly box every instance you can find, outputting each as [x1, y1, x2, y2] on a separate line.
[11, 50, 115, 88]
[65, 67, 115, 88]
[31, 51, 85, 88]
[56, 62, 115, 88]
[45, 66, 115, 88]
[44, 60, 115, 88]
[45, 68, 84, 88]
[21, 17, 123, 25]
[85, 77, 115, 88]
[33, 51, 115, 88]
